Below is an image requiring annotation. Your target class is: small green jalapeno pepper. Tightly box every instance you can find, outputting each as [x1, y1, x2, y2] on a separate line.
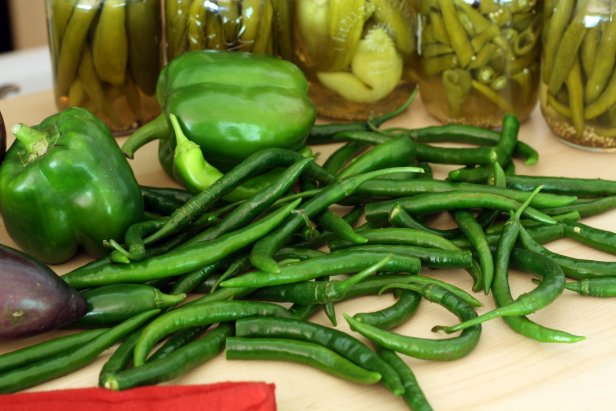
[76, 284, 186, 327]
[122, 50, 317, 172]
[0, 107, 144, 264]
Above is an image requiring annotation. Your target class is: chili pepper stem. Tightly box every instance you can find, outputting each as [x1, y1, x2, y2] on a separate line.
[327, 255, 393, 300]
[11, 123, 49, 160]
[122, 114, 169, 159]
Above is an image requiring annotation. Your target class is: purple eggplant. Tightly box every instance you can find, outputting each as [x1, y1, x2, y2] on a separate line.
[0, 244, 86, 339]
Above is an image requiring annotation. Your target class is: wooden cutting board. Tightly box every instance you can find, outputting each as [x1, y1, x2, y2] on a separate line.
[1, 90, 615, 411]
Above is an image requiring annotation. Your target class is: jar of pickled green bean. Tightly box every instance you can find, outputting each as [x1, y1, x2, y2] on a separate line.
[292, 0, 419, 121]
[540, 0, 616, 151]
[418, 0, 542, 128]
[165, 0, 285, 61]
[46, 0, 163, 135]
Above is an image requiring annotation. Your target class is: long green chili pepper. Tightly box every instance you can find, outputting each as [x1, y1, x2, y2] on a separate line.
[226, 337, 382, 385]
[452, 210, 493, 294]
[564, 278, 616, 298]
[505, 174, 616, 198]
[328, 227, 464, 253]
[453, 224, 565, 250]
[387, 203, 463, 240]
[0, 329, 106, 375]
[518, 224, 616, 280]
[148, 326, 209, 362]
[103, 323, 232, 390]
[357, 178, 576, 209]
[234, 315, 404, 396]
[337, 136, 416, 179]
[315, 209, 367, 245]
[249, 166, 423, 274]
[345, 283, 481, 361]
[170, 260, 227, 295]
[98, 329, 143, 386]
[377, 347, 434, 411]
[221, 249, 421, 289]
[0, 309, 160, 393]
[322, 141, 369, 175]
[381, 276, 481, 308]
[62, 199, 301, 289]
[353, 290, 421, 330]
[365, 192, 558, 226]
[561, 221, 616, 255]
[133, 301, 293, 366]
[141, 186, 192, 216]
[542, 196, 616, 219]
[491, 248, 585, 343]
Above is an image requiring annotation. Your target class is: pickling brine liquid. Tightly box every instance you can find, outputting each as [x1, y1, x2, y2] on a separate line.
[292, 0, 419, 121]
[46, 0, 162, 135]
[418, 0, 542, 128]
[540, 0, 616, 151]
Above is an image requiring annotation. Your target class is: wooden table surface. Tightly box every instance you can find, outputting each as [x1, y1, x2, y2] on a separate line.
[1, 91, 616, 410]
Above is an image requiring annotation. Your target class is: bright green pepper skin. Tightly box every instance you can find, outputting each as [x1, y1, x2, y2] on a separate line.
[156, 49, 309, 104]
[167, 82, 316, 170]
[124, 50, 316, 172]
[0, 107, 144, 264]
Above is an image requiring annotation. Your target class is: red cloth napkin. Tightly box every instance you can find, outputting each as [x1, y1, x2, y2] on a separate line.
[0, 382, 276, 411]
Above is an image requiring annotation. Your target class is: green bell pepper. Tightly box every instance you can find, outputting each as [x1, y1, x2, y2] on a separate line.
[122, 50, 317, 171]
[0, 107, 144, 264]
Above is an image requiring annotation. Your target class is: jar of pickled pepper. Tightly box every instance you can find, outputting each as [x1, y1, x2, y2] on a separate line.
[46, 0, 163, 135]
[418, 0, 542, 128]
[292, 0, 419, 121]
[540, 0, 616, 151]
[164, 0, 286, 61]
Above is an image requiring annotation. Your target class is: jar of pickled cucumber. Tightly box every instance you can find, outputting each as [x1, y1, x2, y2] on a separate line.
[165, 0, 288, 61]
[292, 0, 419, 121]
[46, 0, 163, 135]
[418, 0, 542, 128]
[540, 0, 616, 151]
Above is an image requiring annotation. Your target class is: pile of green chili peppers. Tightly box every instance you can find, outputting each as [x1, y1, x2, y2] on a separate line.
[419, 0, 542, 127]
[6, 101, 616, 410]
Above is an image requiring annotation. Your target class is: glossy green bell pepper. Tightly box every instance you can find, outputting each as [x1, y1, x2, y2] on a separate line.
[0, 107, 144, 264]
[122, 50, 317, 171]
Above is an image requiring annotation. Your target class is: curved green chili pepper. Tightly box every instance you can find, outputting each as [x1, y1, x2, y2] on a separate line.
[344, 283, 481, 361]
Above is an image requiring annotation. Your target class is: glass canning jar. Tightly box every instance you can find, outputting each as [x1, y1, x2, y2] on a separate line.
[540, 0, 616, 151]
[418, 0, 542, 128]
[292, 0, 419, 121]
[164, 0, 285, 61]
[46, 0, 163, 135]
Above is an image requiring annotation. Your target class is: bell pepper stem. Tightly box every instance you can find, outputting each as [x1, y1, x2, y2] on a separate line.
[121, 114, 169, 159]
[11, 123, 49, 160]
